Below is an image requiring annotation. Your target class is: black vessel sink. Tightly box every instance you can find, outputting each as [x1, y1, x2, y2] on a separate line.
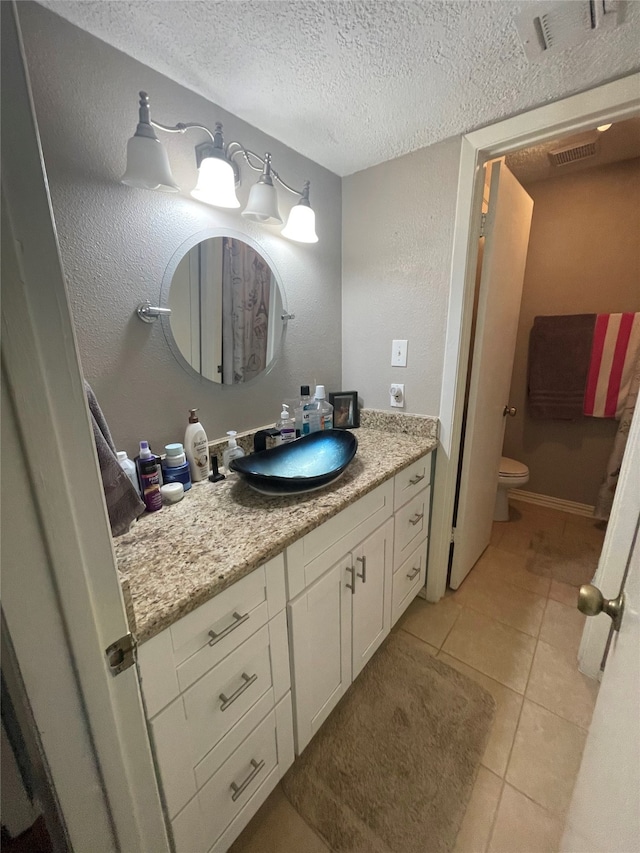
[230, 429, 358, 495]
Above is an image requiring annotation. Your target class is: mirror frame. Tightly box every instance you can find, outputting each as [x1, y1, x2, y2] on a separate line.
[159, 227, 289, 388]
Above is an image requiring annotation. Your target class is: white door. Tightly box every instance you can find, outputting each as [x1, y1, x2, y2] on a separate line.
[450, 162, 534, 588]
[352, 519, 394, 679]
[2, 5, 168, 850]
[287, 556, 352, 753]
[561, 410, 640, 852]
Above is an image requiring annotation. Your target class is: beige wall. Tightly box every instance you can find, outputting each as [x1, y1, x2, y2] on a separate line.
[342, 138, 461, 415]
[18, 4, 342, 458]
[503, 158, 640, 506]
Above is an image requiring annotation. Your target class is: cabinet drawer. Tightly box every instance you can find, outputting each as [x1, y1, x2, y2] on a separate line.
[199, 708, 279, 847]
[392, 538, 427, 624]
[394, 454, 431, 511]
[394, 485, 430, 569]
[183, 625, 274, 766]
[138, 555, 286, 716]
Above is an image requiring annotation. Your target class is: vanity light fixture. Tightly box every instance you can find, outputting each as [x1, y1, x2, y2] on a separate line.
[121, 92, 318, 243]
[596, 123, 612, 132]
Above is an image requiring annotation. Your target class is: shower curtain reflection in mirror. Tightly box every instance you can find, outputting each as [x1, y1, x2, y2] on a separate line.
[222, 237, 271, 384]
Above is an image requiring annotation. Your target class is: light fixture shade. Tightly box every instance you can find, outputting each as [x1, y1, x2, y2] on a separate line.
[121, 134, 179, 192]
[190, 156, 240, 208]
[282, 202, 318, 243]
[597, 123, 612, 132]
[242, 181, 282, 223]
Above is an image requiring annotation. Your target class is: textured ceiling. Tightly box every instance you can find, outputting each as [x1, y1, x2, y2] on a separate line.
[507, 116, 640, 184]
[36, 1, 640, 176]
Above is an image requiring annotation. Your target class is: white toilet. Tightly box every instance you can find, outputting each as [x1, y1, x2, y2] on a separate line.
[494, 456, 529, 522]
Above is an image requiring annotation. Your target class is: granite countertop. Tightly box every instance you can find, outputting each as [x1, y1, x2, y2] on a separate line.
[115, 411, 438, 643]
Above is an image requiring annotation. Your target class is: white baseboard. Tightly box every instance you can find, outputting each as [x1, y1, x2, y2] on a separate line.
[509, 489, 595, 517]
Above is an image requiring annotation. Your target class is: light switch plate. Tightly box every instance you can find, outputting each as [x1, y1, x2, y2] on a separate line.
[391, 340, 408, 367]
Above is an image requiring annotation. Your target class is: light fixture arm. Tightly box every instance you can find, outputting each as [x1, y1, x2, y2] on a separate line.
[227, 143, 307, 197]
[150, 120, 217, 144]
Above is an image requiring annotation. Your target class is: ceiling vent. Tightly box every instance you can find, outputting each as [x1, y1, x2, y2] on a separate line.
[549, 140, 598, 167]
[515, 1, 620, 62]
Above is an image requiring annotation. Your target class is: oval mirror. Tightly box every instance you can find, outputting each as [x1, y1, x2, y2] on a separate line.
[161, 232, 286, 385]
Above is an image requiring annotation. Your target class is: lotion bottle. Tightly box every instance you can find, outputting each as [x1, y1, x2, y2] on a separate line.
[222, 430, 245, 472]
[184, 409, 209, 482]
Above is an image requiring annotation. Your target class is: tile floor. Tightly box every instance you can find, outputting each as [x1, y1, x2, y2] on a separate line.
[230, 500, 604, 853]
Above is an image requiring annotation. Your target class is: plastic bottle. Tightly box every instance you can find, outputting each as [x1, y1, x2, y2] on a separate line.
[117, 450, 140, 495]
[307, 385, 334, 433]
[161, 443, 192, 491]
[184, 409, 209, 483]
[135, 441, 162, 512]
[294, 385, 312, 437]
[222, 430, 246, 472]
[275, 404, 296, 445]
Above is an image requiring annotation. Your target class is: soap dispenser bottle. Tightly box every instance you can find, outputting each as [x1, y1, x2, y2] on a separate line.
[275, 404, 296, 445]
[184, 409, 209, 483]
[223, 431, 245, 472]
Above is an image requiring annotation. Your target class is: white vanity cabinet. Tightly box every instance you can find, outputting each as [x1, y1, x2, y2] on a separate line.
[287, 517, 394, 752]
[136, 554, 294, 853]
[286, 452, 432, 754]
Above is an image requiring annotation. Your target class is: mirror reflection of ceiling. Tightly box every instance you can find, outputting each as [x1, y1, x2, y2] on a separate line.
[506, 116, 640, 185]
[35, 1, 640, 177]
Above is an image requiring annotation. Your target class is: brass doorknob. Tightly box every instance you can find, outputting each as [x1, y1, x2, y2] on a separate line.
[578, 584, 624, 632]
[503, 405, 517, 417]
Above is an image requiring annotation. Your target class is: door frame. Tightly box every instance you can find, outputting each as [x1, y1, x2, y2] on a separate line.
[1, 4, 169, 850]
[428, 74, 640, 611]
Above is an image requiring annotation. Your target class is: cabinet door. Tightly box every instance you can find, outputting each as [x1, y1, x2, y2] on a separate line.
[288, 556, 352, 753]
[352, 519, 394, 680]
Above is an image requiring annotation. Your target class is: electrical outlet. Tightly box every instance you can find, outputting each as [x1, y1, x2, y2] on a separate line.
[390, 383, 405, 408]
[391, 339, 408, 367]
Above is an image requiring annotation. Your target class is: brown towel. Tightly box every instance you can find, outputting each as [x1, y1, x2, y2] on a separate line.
[85, 381, 145, 536]
[528, 314, 596, 420]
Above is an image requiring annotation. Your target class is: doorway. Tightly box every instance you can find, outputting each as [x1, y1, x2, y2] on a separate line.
[428, 74, 640, 676]
[451, 120, 640, 597]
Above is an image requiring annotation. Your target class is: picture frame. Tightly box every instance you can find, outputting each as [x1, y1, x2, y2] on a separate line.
[329, 391, 360, 429]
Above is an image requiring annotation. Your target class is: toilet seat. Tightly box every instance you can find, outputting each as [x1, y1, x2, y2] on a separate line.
[499, 456, 529, 478]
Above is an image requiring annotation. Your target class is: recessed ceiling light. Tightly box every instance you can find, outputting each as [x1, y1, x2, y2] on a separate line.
[597, 124, 612, 132]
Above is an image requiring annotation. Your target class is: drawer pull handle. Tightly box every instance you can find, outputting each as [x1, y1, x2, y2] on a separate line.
[409, 473, 425, 486]
[406, 566, 421, 581]
[230, 758, 265, 802]
[356, 555, 367, 583]
[219, 672, 258, 711]
[409, 512, 424, 526]
[208, 611, 249, 646]
[346, 564, 356, 595]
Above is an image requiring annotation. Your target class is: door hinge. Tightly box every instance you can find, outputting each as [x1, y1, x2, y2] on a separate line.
[451, 527, 456, 544]
[105, 632, 136, 676]
[479, 212, 487, 238]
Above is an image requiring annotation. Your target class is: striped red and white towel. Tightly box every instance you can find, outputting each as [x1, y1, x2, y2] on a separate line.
[584, 313, 640, 418]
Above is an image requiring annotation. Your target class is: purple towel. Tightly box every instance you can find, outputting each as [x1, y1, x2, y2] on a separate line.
[528, 315, 596, 420]
[85, 381, 145, 536]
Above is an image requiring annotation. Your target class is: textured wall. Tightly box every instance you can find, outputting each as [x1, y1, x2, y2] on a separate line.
[342, 139, 461, 414]
[503, 158, 640, 505]
[18, 3, 342, 458]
